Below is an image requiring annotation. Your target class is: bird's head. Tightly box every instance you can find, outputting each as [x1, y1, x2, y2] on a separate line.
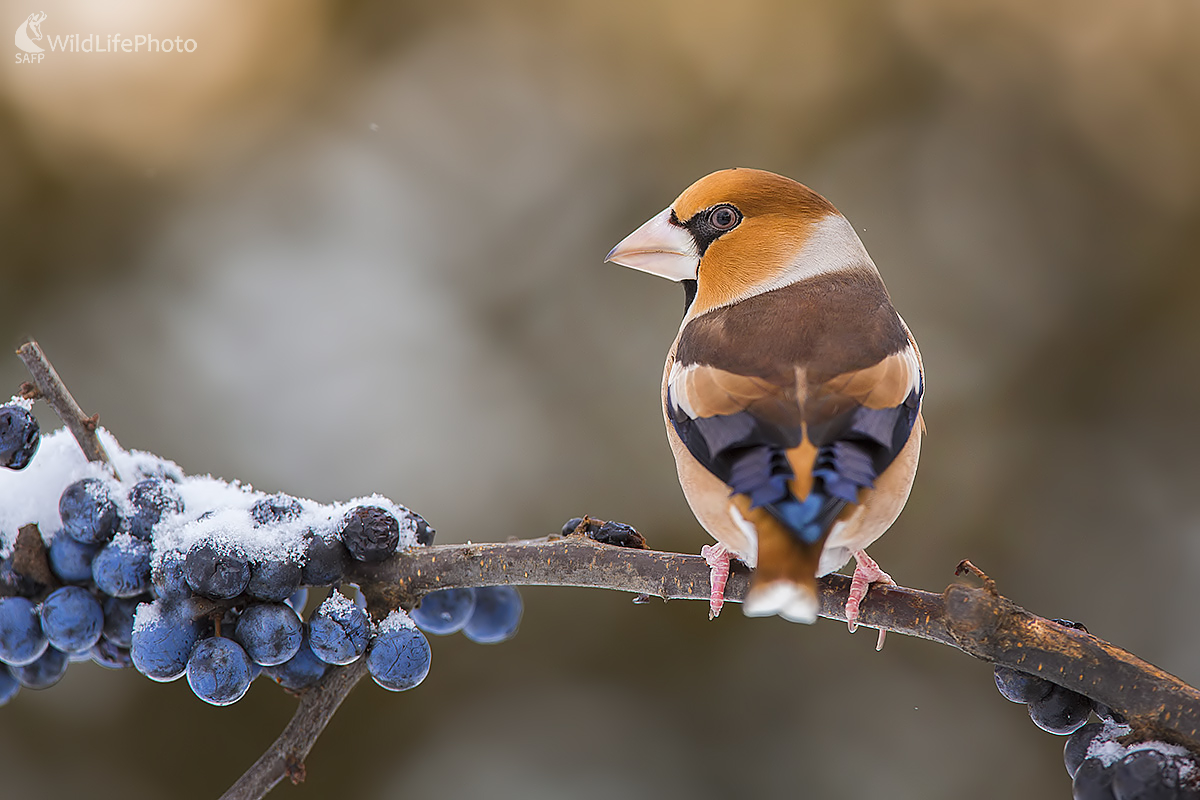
[606, 168, 873, 317]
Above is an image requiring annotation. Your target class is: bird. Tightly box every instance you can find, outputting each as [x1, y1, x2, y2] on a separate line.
[605, 168, 923, 646]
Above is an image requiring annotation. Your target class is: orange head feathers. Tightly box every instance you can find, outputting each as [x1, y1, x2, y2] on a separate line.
[607, 168, 874, 319]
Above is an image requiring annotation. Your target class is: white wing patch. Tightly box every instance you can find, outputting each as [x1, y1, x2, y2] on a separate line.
[727, 503, 759, 568]
[898, 342, 922, 397]
[667, 361, 698, 419]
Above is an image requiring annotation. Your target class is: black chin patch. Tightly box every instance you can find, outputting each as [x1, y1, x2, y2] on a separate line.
[682, 279, 698, 315]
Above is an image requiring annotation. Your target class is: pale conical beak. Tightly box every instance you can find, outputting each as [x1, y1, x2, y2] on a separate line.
[604, 207, 699, 282]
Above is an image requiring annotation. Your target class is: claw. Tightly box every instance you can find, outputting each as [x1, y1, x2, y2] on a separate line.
[701, 543, 732, 619]
[845, 549, 894, 649]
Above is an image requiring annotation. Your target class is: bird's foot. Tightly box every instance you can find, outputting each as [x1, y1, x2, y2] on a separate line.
[846, 549, 894, 650]
[701, 543, 732, 620]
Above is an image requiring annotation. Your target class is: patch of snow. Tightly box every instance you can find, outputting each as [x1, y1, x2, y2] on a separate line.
[1, 426, 423, 582]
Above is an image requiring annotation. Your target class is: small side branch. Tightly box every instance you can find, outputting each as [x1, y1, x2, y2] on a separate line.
[219, 660, 369, 800]
[16, 340, 119, 477]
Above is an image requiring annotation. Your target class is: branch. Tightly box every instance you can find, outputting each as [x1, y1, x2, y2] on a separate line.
[224, 537, 1200, 800]
[352, 536, 953, 644]
[16, 340, 119, 478]
[219, 660, 368, 800]
[16, 340, 1199, 796]
[360, 538, 1200, 748]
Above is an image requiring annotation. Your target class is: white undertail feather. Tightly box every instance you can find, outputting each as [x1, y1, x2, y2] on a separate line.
[744, 580, 818, 624]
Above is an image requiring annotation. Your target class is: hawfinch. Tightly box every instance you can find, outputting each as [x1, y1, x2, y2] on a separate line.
[606, 168, 923, 643]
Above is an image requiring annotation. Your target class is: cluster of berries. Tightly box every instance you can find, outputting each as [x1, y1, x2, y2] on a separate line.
[994, 665, 1200, 798]
[0, 402, 522, 706]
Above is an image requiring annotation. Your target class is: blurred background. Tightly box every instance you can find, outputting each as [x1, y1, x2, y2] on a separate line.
[3, 0, 1200, 797]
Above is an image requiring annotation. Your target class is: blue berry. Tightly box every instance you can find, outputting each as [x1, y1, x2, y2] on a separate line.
[184, 540, 250, 600]
[286, 588, 309, 614]
[0, 596, 48, 666]
[0, 404, 39, 470]
[233, 603, 303, 667]
[463, 586, 523, 644]
[250, 494, 303, 527]
[130, 602, 201, 682]
[1066, 723, 1109, 779]
[1029, 684, 1093, 735]
[264, 630, 328, 691]
[300, 531, 348, 586]
[187, 637, 253, 706]
[40, 586, 104, 653]
[90, 637, 132, 670]
[102, 596, 143, 648]
[0, 665, 18, 705]
[339, 506, 399, 563]
[308, 592, 371, 665]
[11, 646, 68, 689]
[92, 534, 152, 598]
[247, 555, 302, 603]
[994, 666, 1054, 704]
[561, 517, 585, 535]
[411, 588, 476, 636]
[60, 478, 122, 545]
[153, 552, 191, 603]
[48, 533, 100, 584]
[1113, 750, 1181, 800]
[127, 478, 183, 539]
[367, 614, 431, 691]
[1074, 758, 1117, 799]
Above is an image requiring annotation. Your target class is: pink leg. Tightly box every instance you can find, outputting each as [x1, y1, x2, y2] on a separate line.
[701, 543, 732, 620]
[846, 549, 895, 650]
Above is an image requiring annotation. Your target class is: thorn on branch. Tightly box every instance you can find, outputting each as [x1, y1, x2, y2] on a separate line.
[284, 758, 306, 785]
[17, 381, 40, 401]
[955, 558, 997, 595]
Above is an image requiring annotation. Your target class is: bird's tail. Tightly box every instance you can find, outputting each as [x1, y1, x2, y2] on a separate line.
[736, 501, 824, 623]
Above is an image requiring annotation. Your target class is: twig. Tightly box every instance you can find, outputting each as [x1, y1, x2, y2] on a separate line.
[219, 660, 369, 800]
[16, 340, 119, 478]
[224, 536, 1200, 800]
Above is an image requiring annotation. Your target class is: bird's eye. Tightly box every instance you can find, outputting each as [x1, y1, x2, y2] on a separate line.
[707, 205, 739, 231]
